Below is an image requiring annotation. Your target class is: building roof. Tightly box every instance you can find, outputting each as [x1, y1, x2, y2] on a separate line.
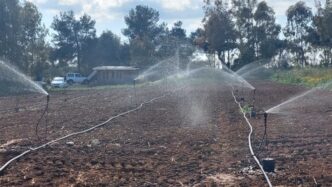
[93, 66, 139, 71]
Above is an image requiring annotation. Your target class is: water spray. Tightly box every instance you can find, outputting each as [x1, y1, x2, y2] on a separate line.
[249, 89, 256, 118]
[252, 89, 256, 106]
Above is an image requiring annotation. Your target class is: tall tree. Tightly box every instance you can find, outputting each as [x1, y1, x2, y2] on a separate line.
[170, 21, 186, 40]
[0, 0, 23, 67]
[0, 0, 49, 79]
[21, 1, 49, 77]
[94, 31, 122, 66]
[123, 5, 162, 68]
[123, 5, 161, 40]
[52, 11, 96, 73]
[310, 1, 332, 65]
[254, 1, 281, 59]
[203, 0, 237, 67]
[190, 28, 208, 52]
[231, 0, 257, 68]
[284, 1, 313, 66]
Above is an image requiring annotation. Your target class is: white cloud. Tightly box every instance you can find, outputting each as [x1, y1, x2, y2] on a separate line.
[78, 0, 131, 22]
[160, 0, 193, 11]
[185, 18, 203, 32]
[57, 0, 132, 7]
[27, 0, 48, 5]
[81, 3, 120, 22]
[93, 0, 132, 8]
[58, 0, 81, 6]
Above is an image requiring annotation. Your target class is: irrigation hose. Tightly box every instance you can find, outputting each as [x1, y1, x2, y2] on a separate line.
[231, 90, 273, 187]
[0, 87, 184, 174]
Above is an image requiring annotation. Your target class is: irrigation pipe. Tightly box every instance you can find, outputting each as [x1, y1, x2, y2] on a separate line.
[0, 88, 179, 173]
[231, 90, 273, 187]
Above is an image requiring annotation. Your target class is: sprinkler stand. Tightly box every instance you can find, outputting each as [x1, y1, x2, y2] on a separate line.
[264, 112, 268, 128]
[252, 89, 256, 107]
[35, 94, 50, 140]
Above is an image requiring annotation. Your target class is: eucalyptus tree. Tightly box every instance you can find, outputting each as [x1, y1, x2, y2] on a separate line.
[310, 1, 332, 65]
[231, 0, 257, 68]
[203, 0, 237, 67]
[254, 1, 281, 59]
[284, 1, 313, 67]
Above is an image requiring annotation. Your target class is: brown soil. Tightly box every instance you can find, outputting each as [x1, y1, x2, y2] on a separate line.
[0, 81, 331, 186]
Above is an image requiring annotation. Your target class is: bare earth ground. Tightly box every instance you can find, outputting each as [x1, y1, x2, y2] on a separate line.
[0, 81, 331, 186]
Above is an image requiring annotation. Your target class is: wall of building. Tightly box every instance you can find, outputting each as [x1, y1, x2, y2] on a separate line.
[93, 70, 138, 85]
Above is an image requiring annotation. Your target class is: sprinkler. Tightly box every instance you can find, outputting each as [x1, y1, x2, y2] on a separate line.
[256, 111, 268, 150]
[240, 97, 245, 106]
[47, 94, 50, 104]
[257, 111, 275, 172]
[264, 112, 268, 127]
[263, 112, 268, 147]
[35, 94, 50, 140]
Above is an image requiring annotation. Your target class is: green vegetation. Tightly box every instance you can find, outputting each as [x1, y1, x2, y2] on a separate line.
[241, 104, 251, 115]
[272, 67, 332, 87]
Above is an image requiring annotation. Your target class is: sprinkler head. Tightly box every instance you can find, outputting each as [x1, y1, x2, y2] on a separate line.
[46, 94, 50, 102]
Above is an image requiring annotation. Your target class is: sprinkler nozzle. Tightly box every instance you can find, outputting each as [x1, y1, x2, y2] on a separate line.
[46, 94, 50, 102]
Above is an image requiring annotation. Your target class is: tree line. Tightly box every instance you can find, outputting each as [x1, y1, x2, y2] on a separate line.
[199, 0, 332, 70]
[0, 0, 332, 80]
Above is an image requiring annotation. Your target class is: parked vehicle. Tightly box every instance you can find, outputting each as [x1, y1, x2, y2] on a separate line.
[65, 73, 88, 85]
[51, 77, 67, 88]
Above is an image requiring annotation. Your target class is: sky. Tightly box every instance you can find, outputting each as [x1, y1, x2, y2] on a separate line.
[27, 0, 317, 41]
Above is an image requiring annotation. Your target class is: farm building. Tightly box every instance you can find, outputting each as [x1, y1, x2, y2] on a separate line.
[88, 66, 139, 85]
